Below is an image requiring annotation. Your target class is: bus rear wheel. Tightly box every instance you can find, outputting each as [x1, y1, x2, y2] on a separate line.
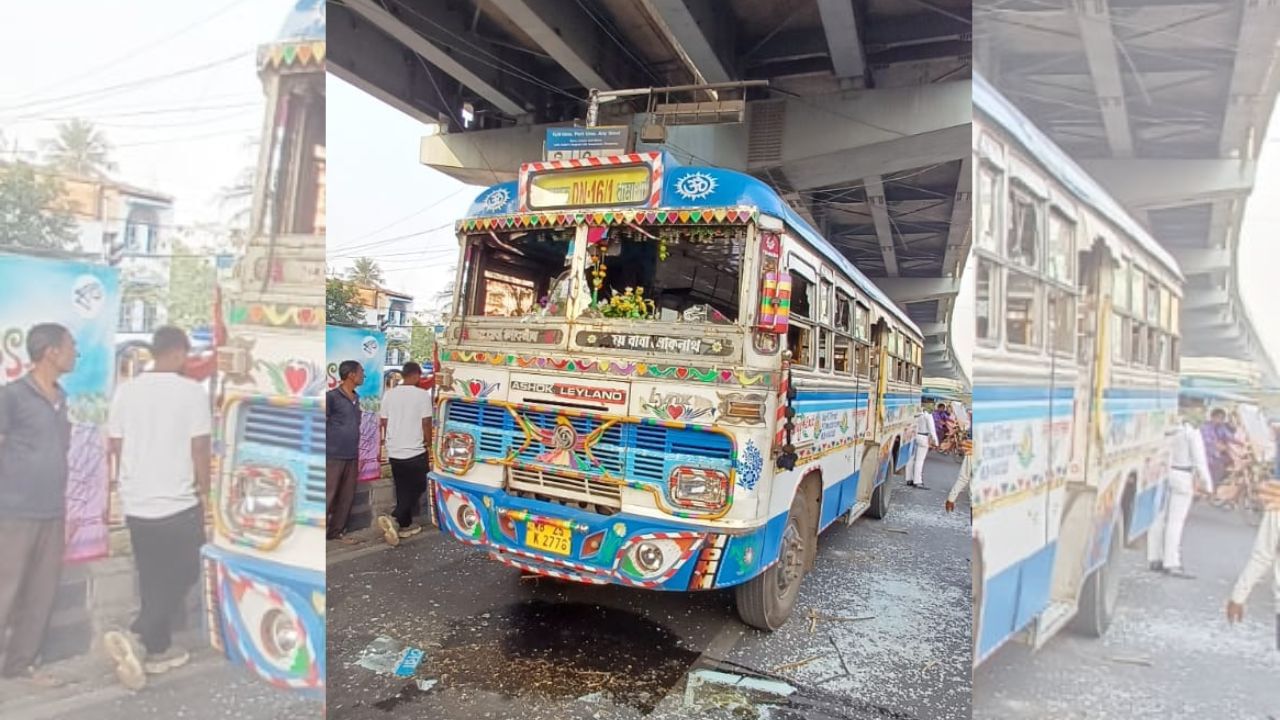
[735, 491, 815, 631]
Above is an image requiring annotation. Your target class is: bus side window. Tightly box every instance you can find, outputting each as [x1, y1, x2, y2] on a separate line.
[834, 336, 852, 375]
[789, 325, 813, 367]
[976, 258, 999, 344]
[1006, 271, 1041, 348]
[817, 330, 830, 372]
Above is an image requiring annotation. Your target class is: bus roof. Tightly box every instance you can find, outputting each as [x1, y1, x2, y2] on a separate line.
[463, 152, 920, 336]
[973, 73, 1182, 282]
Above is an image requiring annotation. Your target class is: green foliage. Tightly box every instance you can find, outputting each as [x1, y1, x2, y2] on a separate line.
[166, 240, 216, 329]
[326, 277, 365, 326]
[0, 163, 78, 250]
[410, 315, 436, 362]
[42, 119, 116, 177]
[348, 257, 384, 287]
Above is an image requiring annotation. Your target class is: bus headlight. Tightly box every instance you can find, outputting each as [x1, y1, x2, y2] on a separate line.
[260, 608, 300, 660]
[440, 432, 476, 474]
[226, 465, 295, 540]
[669, 467, 729, 510]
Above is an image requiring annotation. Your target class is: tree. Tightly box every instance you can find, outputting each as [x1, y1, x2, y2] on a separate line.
[0, 163, 78, 250]
[326, 277, 365, 326]
[409, 315, 436, 362]
[166, 240, 216, 329]
[348, 257, 384, 287]
[42, 119, 116, 177]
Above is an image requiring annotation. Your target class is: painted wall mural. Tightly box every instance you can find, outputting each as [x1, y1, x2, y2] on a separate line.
[0, 256, 120, 563]
[326, 326, 385, 482]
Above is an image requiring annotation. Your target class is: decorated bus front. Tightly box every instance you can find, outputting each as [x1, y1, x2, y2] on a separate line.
[200, 0, 327, 697]
[430, 151, 921, 628]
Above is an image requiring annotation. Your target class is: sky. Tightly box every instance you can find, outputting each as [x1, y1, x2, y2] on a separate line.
[327, 74, 477, 313]
[0, 0, 295, 226]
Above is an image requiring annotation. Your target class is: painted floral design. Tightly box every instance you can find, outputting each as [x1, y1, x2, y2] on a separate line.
[738, 440, 764, 491]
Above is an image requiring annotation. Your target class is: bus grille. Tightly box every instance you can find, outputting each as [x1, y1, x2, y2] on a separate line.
[445, 400, 734, 503]
[506, 466, 623, 509]
[237, 401, 326, 510]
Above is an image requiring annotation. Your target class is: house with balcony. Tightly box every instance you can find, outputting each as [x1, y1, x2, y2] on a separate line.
[354, 284, 414, 365]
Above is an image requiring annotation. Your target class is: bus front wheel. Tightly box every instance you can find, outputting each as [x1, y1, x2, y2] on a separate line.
[735, 491, 815, 631]
[1072, 514, 1123, 638]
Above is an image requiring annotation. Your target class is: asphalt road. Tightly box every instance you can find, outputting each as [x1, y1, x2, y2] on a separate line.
[974, 501, 1280, 719]
[0, 648, 320, 720]
[326, 453, 972, 720]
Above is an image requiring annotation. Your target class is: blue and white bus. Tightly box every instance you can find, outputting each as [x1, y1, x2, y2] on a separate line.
[430, 150, 923, 629]
[972, 74, 1183, 662]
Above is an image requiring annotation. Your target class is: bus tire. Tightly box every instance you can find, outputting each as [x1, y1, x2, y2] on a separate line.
[867, 476, 892, 519]
[735, 491, 815, 631]
[1072, 514, 1124, 638]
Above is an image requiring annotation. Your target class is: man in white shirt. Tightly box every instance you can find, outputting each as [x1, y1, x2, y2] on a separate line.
[377, 362, 433, 546]
[1226, 481, 1280, 650]
[101, 327, 211, 689]
[905, 405, 938, 489]
[1148, 418, 1214, 579]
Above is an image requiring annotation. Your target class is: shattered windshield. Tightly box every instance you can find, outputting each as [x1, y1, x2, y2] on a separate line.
[583, 224, 744, 324]
[461, 228, 575, 318]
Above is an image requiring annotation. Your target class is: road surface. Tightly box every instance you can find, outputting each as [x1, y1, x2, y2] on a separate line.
[974, 502, 1280, 719]
[327, 453, 972, 719]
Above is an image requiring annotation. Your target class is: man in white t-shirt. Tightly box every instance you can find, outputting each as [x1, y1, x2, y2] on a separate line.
[101, 327, 211, 689]
[905, 405, 938, 489]
[377, 362, 433, 546]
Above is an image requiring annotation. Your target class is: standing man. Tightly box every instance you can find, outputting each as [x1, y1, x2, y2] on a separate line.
[102, 326, 211, 689]
[0, 323, 77, 687]
[1202, 407, 1235, 490]
[905, 403, 938, 489]
[327, 360, 364, 544]
[376, 362, 432, 546]
[1148, 416, 1213, 578]
[1225, 480, 1280, 650]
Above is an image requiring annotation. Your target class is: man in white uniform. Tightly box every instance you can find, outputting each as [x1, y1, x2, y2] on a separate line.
[1225, 482, 1280, 649]
[905, 405, 938, 489]
[102, 327, 211, 689]
[1147, 417, 1213, 578]
[377, 362, 433, 546]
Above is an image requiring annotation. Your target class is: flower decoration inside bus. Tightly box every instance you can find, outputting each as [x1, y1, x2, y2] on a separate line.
[514, 413, 617, 472]
[616, 532, 705, 584]
[225, 464, 296, 545]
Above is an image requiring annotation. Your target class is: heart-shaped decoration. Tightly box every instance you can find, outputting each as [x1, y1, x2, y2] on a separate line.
[678, 210, 692, 223]
[713, 209, 727, 222]
[635, 363, 647, 374]
[676, 367, 689, 380]
[282, 45, 298, 64]
[312, 42, 326, 62]
[690, 211, 703, 222]
[720, 370, 733, 382]
[468, 380, 483, 396]
[284, 362, 310, 394]
[656, 211, 668, 223]
[249, 305, 265, 322]
[297, 45, 313, 63]
[668, 405, 684, 420]
[297, 308, 315, 325]
[604, 212, 615, 224]
[229, 305, 248, 324]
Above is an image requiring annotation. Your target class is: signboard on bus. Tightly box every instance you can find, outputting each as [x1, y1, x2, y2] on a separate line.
[544, 126, 630, 161]
[0, 254, 120, 563]
[528, 164, 652, 209]
[326, 325, 385, 482]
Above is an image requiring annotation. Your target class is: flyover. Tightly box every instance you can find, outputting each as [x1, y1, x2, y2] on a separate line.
[975, 0, 1280, 386]
[328, 0, 974, 387]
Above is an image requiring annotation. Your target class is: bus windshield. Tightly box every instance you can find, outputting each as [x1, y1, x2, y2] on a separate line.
[461, 224, 746, 325]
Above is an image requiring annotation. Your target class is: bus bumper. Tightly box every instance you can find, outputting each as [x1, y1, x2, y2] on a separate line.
[201, 544, 325, 697]
[429, 473, 788, 591]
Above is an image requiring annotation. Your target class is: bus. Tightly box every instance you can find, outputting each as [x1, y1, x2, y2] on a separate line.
[199, 1, 327, 696]
[430, 150, 923, 629]
[972, 73, 1184, 663]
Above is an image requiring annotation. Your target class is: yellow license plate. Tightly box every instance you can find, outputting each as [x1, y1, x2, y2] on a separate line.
[526, 521, 572, 556]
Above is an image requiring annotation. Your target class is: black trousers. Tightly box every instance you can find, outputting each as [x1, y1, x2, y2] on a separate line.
[388, 453, 429, 529]
[126, 504, 204, 655]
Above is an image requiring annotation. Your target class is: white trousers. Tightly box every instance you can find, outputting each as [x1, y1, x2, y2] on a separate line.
[905, 436, 930, 486]
[1147, 469, 1194, 568]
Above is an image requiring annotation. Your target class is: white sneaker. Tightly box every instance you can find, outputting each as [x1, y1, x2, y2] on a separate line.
[103, 630, 146, 691]
[143, 645, 190, 675]
[377, 515, 401, 546]
[398, 524, 424, 539]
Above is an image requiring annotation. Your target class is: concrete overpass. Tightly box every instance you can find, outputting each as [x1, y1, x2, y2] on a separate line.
[975, 0, 1280, 386]
[329, 0, 973, 387]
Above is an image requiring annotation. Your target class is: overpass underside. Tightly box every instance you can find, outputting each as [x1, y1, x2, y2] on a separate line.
[328, 0, 973, 388]
[975, 0, 1280, 387]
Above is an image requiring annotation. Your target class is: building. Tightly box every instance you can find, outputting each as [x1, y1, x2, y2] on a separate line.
[354, 284, 414, 364]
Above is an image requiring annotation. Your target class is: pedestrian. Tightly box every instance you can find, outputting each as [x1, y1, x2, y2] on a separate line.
[1202, 407, 1235, 490]
[376, 361, 432, 547]
[327, 360, 365, 544]
[945, 433, 973, 514]
[904, 403, 938, 489]
[1225, 480, 1280, 650]
[102, 326, 211, 690]
[1148, 416, 1214, 578]
[0, 323, 77, 687]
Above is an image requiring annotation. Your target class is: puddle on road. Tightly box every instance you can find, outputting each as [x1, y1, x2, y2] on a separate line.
[424, 600, 700, 713]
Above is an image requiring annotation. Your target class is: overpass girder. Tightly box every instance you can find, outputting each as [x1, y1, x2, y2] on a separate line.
[1077, 159, 1256, 210]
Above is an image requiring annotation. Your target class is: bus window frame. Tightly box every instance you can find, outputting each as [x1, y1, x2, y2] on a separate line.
[975, 254, 1001, 347]
[1004, 267, 1043, 353]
